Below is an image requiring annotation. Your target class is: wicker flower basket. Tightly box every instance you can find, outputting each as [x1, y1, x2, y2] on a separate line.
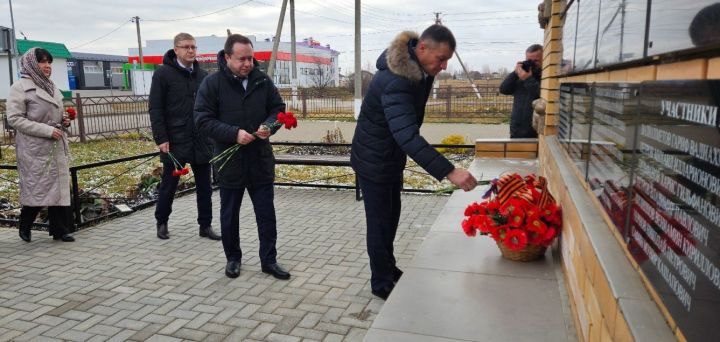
[496, 241, 547, 262]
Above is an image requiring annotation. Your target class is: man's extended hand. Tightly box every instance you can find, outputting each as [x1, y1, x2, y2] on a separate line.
[158, 142, 170, 153]
[447, 168, 478, 192]
[255, 125, 271, 140]
[515, 62, 532, 81]
[237, 129, 256, 145]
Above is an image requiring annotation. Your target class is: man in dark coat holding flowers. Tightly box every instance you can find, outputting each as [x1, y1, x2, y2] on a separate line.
[351, 24, 478, 300]
[194, 34, 291, 280]
[149, 32, 220, 241]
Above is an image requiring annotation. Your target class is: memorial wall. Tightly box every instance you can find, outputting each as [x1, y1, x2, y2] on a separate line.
[550, 0, 720, 340]
[558, 80, 720, 342]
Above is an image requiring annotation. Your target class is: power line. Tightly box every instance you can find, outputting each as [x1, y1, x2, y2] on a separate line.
[250, 0, 354, 24]
[144, 0, 254, 22]
[443, 9, 537, 15]
[70, 19, 132, 49]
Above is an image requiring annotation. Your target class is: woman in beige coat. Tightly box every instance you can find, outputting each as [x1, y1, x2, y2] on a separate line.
[7, 47, 75, 242]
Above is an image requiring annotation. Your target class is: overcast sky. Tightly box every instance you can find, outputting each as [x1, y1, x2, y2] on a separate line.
[1, 0, 543, 74]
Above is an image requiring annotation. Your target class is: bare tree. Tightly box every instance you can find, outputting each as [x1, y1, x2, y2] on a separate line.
[498, 66, 510, 78]
[482, 64, 491, 79]
[345, 70, 374, 95]
[309, 63, 335, 90]
[436, 72, 453, 80]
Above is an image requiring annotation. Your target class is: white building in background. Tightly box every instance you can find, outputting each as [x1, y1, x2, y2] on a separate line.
[0, 39, 72, 99]
[129, 35, 340, 88]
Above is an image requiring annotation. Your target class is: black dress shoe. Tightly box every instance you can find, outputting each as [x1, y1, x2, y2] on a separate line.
[261, 263, 291, 280]
[392, 267, 403, 283]
[372, 284, 394, 300]
[157, 223, 169, 239]
[199, 226, 221, 240]
[225, 260, 241, 278]
[19, 229, 31, 242]
[53, 234, 75, 242]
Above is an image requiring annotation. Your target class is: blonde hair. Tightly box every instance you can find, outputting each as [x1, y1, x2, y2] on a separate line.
[173, 33, 195, 46]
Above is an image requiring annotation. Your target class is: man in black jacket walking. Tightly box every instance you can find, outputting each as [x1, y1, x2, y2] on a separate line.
[351, 25, 477, 300]
[194, 34, 290, 281]
[499, 44, 543, 138]
[149, 33, 220, 241]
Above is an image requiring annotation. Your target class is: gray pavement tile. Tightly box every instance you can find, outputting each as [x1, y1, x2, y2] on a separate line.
[172, 327, 209, 341]
[56, 329, 95, 342]
[0, 189, 447, 341]
[266, 332, 302, 342]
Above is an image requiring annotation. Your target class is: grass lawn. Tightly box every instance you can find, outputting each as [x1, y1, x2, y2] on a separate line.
[0, 134, 471, 211]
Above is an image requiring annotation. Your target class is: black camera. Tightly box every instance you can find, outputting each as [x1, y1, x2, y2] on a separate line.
[521, 60, 535, 72]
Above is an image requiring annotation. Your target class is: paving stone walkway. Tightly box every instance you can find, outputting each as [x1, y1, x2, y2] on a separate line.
[0, 188, 448, 342]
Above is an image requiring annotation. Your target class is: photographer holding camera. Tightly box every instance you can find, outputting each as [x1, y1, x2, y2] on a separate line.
[499, 44, 543, 138]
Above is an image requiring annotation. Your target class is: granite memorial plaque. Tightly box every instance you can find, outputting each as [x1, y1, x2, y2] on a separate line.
[629, 80, 720, 342]
[587, 83, 640, 235]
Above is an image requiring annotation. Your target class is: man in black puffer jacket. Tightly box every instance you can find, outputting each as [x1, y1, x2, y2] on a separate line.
[149, 33, 220, 241]
[351, 25, 477, 300]
[194, 34, 291, 281]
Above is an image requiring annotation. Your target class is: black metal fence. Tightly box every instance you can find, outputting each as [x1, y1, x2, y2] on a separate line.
[1, 87, 510, 145]
[0, 142, 475, 231]
[279, 86, 512, 121]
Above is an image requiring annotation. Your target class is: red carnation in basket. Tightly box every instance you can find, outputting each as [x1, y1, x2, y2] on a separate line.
[461, 173, 562, 261]
[503, 229, 529, 251]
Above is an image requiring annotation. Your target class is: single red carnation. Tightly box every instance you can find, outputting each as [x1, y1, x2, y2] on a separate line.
[503, 229, 528, 251]
[181, 167, 190, 175]
[464, 202, 484, 216]
[284, 113, 298, 129]
[461, 218, 476, 237]
[473, 214, 495, 234]
[486, 200, 500, 212]
[541, 227, 558, 246]
[508, 213, 524, 228]
[525, 206, 541, 221]
[490, 225, 508, 242]
[66, 107, 77, 120]
[527, 218, 548, 234]
[172, 170, 181, 177]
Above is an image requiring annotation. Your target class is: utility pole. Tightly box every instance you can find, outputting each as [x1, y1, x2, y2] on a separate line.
[353, 0, 361, 119]
[437, 14, 482, 99]
[268, 0, 289, 79]
[133, 16, 144, 69]
[290, 0, 297, 83]
[9, 0, 19, 82]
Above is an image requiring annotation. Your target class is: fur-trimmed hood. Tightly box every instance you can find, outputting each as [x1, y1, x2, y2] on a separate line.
[377, 31, 423, 82]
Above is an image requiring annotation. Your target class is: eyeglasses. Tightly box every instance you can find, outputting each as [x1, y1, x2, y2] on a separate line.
[176, 45, 198, 50]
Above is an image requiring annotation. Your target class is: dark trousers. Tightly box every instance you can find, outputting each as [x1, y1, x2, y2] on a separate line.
[219, 183, 277, 265]
[19, 206, 72, 236]
[358, 175, 402, 291]
[155, 162, 212, 227]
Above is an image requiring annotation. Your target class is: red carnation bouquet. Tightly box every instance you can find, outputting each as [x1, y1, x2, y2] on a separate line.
[211, 111, 298, 171]
[462, 173, 562, 260]
[166, 152, 190, 177]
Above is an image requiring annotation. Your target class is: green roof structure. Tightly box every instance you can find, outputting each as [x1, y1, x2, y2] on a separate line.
[16, 39, 72, 59]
